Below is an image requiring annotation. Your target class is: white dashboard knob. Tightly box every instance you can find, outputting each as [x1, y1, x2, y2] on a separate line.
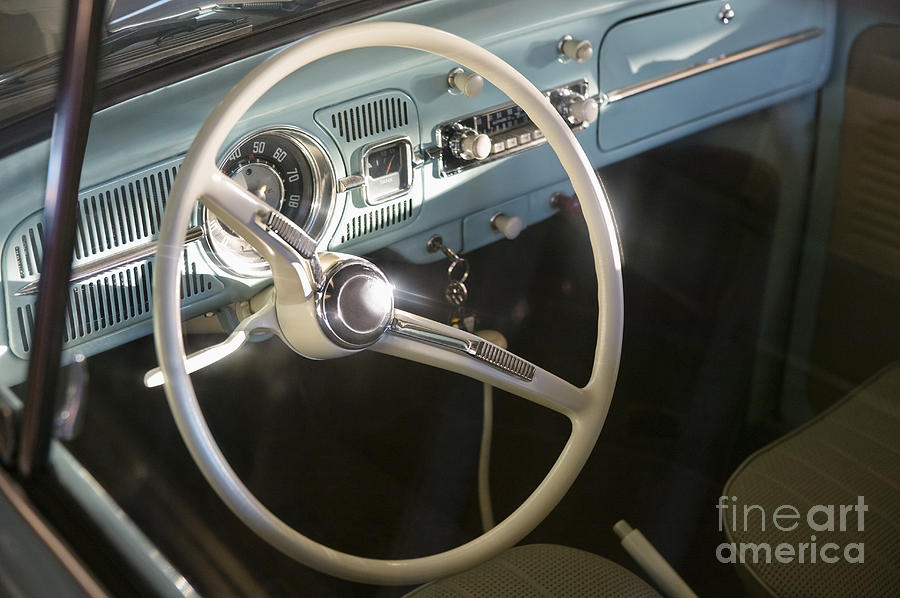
[559, 37, 593, 63]
[448, 67, 484, 98]
[491, 212, 524, 240]
[570, 96, 599, 124]
[451, 127, 492, 161]
[463, 132, 491, 160]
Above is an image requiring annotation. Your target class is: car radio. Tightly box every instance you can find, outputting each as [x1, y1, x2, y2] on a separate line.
[434, 79, 598, 176]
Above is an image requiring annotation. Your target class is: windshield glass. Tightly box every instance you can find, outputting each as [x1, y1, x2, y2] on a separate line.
[0, 0, 358, 127]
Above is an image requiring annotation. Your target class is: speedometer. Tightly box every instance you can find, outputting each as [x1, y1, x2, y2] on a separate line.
[204, 127, 336, 277]
[221, 131, 314, 222]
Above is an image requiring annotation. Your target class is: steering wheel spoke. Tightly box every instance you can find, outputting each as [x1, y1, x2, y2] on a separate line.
[374, 310, 587, 416]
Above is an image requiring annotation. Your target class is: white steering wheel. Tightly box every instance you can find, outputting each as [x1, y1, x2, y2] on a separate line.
[153, 21, 623, 586]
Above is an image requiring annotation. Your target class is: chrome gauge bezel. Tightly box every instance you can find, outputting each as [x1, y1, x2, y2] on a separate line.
[360, 136, 414, 205]
[203, 126, 337, 278]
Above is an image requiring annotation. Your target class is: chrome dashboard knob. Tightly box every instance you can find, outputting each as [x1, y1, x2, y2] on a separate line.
[450, 126, 492, 161]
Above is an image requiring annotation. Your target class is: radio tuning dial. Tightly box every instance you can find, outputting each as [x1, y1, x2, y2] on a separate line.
[449, 126, 492, 161]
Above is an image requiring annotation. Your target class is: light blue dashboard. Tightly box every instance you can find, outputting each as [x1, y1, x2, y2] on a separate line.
[0, 0, 835, 385]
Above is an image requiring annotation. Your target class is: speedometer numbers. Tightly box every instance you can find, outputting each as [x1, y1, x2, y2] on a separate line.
[220, 131, 314, 223]
[205, 127, 335, 277]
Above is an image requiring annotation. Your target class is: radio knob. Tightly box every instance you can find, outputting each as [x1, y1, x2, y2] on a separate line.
[450, 127, 492, 161]
[559, 94, 599, 125]
[558, 36, 594, 63]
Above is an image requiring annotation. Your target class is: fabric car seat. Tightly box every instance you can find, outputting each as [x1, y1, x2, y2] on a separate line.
[722, 362, 900, 596]
[404, 544, 662, 597]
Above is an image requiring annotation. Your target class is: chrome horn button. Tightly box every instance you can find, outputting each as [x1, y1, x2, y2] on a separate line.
[317, 259, 394, 349]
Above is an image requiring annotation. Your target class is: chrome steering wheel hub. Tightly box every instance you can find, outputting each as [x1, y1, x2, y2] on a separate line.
[317, 259, 394, 349]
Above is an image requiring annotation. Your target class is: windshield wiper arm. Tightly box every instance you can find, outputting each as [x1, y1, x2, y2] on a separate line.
[107, 1, 300, 35]
[0, 55, 58, 88]
[101, 1, 300, 56]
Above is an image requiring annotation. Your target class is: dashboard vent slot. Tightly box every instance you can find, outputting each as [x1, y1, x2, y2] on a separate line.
[12, 252, 217, 354]
[340, 197, 414, 244]
[4, 157, 224, 360]
[329, 96, 409, 143]
[66, 262, 154, 340]
[13, 222, 43, 278]
[6, 164, 176, 283]
[15, 305, 34, 353]
[73, 165, 175, 261]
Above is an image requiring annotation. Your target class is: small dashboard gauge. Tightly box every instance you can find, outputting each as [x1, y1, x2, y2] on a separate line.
[362, 138, 412, 204]
[204, 127, 335, 277]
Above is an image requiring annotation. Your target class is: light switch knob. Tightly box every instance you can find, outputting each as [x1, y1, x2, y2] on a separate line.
[448, 67, 484, 98]
[491, 212, 524, 240]
[559, 36, 594, 63]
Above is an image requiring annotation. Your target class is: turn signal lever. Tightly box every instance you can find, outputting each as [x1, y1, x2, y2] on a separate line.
[144, 290, 280, 388]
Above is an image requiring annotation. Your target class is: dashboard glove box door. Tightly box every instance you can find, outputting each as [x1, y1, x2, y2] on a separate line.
[598, 0, 832, 150]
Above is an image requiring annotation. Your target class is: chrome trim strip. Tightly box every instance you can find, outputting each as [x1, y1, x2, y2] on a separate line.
[389, 316, 536, 381]
[472, 340, 537, 381]
[390, 317, 472, 353]
[15, 226, 205, 296]
[264, 211, 317, 259]
[602, 28, 824, 105]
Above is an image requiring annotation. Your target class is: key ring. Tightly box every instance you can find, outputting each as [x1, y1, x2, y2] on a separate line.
[443, 247, 469, 284]
[427, 235, 470, 284]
